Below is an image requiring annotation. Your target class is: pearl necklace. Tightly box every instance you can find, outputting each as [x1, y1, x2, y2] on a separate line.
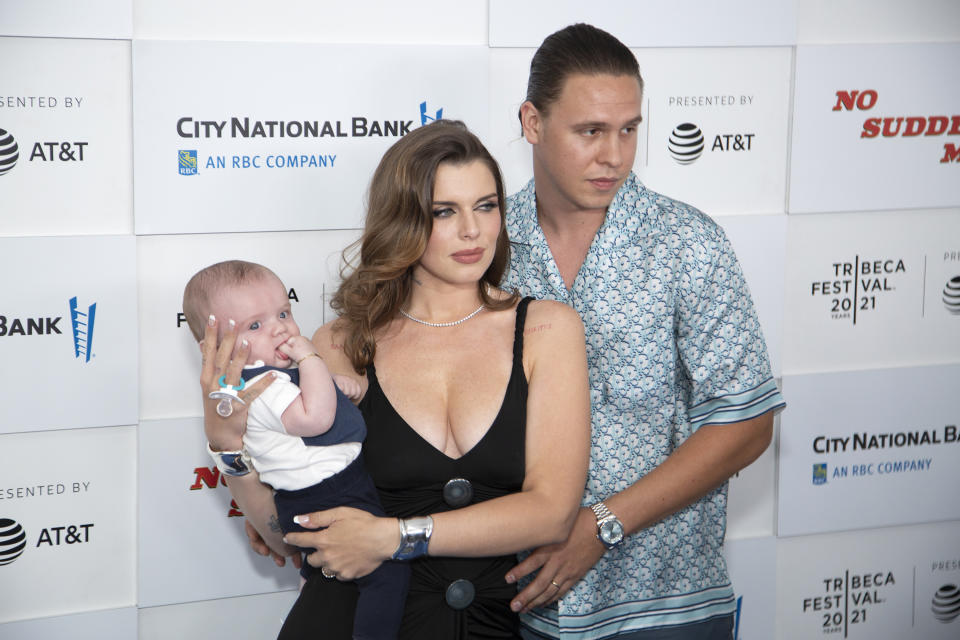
[399, 304, 485, 328]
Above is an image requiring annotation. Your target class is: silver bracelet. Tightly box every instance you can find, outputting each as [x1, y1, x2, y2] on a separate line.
[206, 443, 252, 477]
[392, 515, 433, 561]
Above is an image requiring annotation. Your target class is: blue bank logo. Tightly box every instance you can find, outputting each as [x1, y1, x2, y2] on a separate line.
[812, 463, 827, 485]
[420, 102, 443, 126]
[178, 149, 198, 175]
[69, 297, 96, 362]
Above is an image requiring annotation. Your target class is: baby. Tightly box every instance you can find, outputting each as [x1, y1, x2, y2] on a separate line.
[183, 259, 407, 640]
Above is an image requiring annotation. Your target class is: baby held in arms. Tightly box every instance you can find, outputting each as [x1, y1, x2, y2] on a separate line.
[183, 259, 408, 640]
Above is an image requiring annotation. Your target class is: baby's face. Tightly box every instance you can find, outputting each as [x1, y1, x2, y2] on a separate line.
[209, 274, 301, 367]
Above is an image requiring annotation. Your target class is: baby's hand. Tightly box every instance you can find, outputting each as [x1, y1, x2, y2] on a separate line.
[278, 335, 317, 363]
[332, 374, 363, 403]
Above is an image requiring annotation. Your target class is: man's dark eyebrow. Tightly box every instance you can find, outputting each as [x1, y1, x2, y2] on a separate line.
[572, 114, 644, 129]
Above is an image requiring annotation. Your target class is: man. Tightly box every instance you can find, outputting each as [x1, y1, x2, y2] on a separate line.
[501, 23, 785, 640]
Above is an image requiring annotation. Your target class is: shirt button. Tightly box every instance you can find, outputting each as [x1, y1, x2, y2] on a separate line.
[445, 578, 475, 610]
[443, 478, 473, 508]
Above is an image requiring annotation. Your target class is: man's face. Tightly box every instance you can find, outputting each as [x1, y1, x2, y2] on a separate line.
[525, 73, 643, 216]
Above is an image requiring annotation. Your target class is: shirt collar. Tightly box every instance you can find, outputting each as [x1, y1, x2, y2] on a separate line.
[508, 172, 658, 247]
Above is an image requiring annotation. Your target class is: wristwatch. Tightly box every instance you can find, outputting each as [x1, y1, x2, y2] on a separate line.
[206, 443, 253, 477]
[590, 501, 625, 550]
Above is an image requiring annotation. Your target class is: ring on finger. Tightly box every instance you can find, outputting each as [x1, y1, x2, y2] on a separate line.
[550, 580, 561, 589]
[321, 566, 337, 579]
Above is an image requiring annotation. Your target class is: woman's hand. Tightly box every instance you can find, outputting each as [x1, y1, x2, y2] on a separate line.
[245, 520, 303, 569]
[284, 507, 401, 581]
[200, 315, 274, 450]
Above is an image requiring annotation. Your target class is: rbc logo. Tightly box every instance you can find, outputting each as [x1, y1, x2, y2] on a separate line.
[69, 297, 96, 363]
[178, 149, 198, 175]
[812, 463, 827, 485]
[420, 102, 443, 126]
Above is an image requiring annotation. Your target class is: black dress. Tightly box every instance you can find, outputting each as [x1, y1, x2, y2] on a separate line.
[278, 297, 532, 640]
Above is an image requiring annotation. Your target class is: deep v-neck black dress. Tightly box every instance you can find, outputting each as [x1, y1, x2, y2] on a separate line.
[278, 297, 532, 640]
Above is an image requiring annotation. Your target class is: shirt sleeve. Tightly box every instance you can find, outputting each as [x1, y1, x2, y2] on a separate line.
[674, 218, 785, 431]
[245, 371, 301, 434]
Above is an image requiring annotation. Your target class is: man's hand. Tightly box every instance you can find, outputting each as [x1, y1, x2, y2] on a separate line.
[506, 507, 605, 613]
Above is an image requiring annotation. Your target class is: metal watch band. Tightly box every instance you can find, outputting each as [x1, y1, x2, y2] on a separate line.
[591, 501, 615, 523]
[206, 443, 253, 477]
[392, 515, 434, 561]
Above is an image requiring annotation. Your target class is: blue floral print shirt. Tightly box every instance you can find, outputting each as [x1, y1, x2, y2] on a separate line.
[503, 173, 785, 639]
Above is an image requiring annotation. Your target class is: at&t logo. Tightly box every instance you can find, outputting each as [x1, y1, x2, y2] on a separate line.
[0, 518, 27, 565]
[932, 584, 960, 623]
[0, 128, 19, 176]
[668, 122, 754, 165]
[943, 276, 960, 314]
[0, 517, 96, 567]
[668, 123, 704, 164]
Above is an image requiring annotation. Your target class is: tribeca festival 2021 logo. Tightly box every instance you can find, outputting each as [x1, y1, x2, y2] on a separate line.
[0, 128, 19, 176]
[176, 101, 443, 174]
[801, 569, 896, 637]
[832, 89, 960, 164]
[809, 256, 908, 325]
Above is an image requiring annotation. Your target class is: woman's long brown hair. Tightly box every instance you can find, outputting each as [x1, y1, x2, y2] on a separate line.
[330, 120, 517, 373]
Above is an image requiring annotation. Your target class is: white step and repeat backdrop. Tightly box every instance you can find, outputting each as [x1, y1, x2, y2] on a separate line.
[0, 0, 957, 638]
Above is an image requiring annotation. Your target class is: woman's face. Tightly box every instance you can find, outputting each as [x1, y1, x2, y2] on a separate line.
[412, 160, 501, 290]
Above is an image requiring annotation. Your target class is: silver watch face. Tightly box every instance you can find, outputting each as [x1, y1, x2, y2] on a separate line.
[599, 519, 625, 546]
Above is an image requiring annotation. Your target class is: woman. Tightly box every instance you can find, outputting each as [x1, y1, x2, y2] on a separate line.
[201, 120, 590, 639]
